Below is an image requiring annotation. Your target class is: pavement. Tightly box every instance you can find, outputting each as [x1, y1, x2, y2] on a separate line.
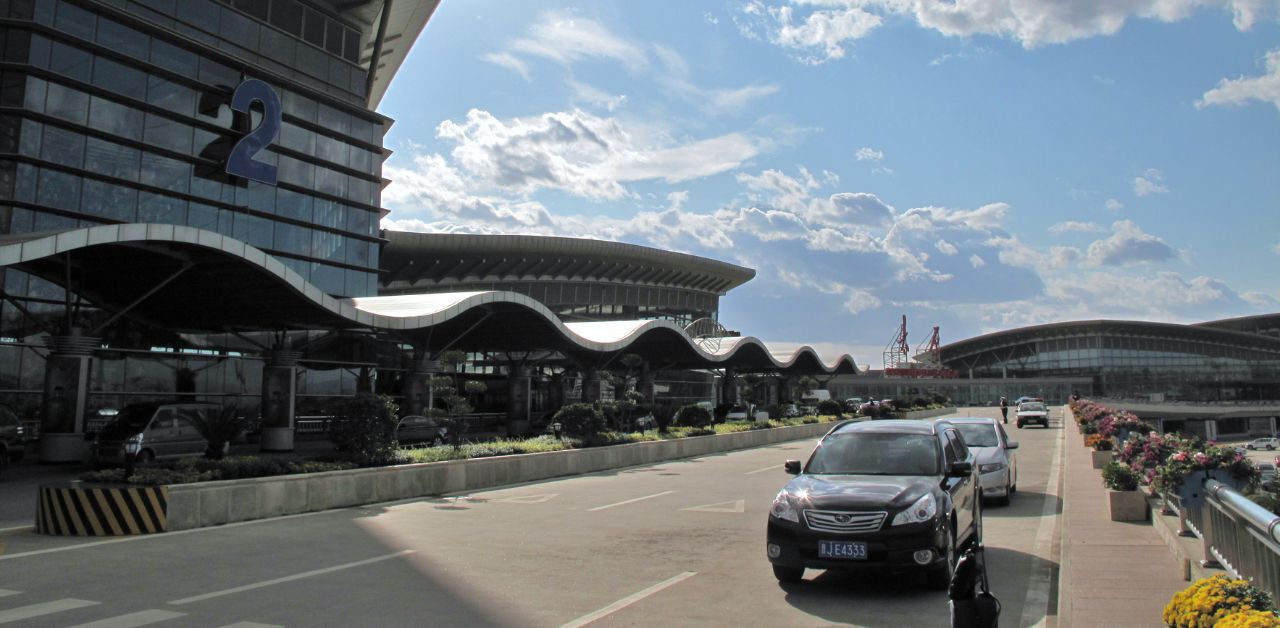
[1058, 418, 1189, 628]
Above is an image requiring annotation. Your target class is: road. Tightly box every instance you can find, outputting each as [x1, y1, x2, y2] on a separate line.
[0, 408, 1065, 627]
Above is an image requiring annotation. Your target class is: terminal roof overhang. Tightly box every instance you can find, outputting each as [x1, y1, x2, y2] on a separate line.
[0, 226, 855, 375]
[939, 319, 1280, 363]
[317, 0, 442, 108]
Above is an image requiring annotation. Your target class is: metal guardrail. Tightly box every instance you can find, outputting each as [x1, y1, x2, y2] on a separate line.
[1165, 479, 1280, 602]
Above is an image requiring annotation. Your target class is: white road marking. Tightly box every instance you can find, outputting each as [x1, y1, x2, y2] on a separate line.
[0, 525, 33, 534]
[1022, 408, 1066, 628]
[167, 549, 415, 605]
[681, 500, 745, 513]
[494, 493, 560, 504]
[587, 491, 677, 512]
[0, 599, 99, 624]
[216, 623, 284, 628]
[68, 609, 185, 628]
[744, 465, 781, 475]
[0, 590, 17, 598]
[559, 572, 697, 628]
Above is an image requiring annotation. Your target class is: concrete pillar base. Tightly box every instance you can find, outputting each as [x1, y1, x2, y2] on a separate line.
[39, 433, 87, 463]
[260, 427, 294, 452]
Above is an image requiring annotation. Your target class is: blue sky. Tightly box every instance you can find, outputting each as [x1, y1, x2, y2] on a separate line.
[376, 0, 1280, 367]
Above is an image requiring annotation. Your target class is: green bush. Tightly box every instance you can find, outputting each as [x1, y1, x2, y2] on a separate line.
[816, 399, 843, 416]
[327, 394, 400, 466]
[675, 404, 713, 428]
[1102, 461, 1139, 491]
[652, 403, 676, 432]
[78, 456, 359, 485]
[552, 402, 606, 437]
[764, 404, 784, 420]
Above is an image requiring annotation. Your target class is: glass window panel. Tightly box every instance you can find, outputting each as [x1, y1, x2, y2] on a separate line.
[88, 96, 142, 141]
[96, 18, 149, 60]
[137, 192, 186, 223]
[269, 0, 303, 35]
[274, 223, 312, 255]
[313, 198, 342, 229]
[197, 56, 238, 90]
[27, 33, 50, 68]
[91, 57, 148, 98]
[149, 38, 198, 75]
[343, 28, 360, 64]
[296, 42, 326, 79]
[279, 255, 309, 280]
[301, 7, 324, 46]
[275, 188, 312, 222]
[22, 75, 47, 112]
[139, 152, 190, 194]
[143, 113, 192, 153]
[324, 19, 342, 55]
[279, 122, 313, 153]
[45, 82, 89, 124]
[33, 210, 77, 230]
[232, 212, 272, 248]
[310, 262, 342, 294]
[258, 26, 296, 68]
[346, 236, 370, 267]
[54, 1, 97, 40]
[315, 166, 345, 197]
[13, 163, 36, 203]
[350, 147, 373, 173]
[49, 41, 92, 82]
[316, 134, 347, 165]
[36, 168, 80, 211]
[277, 156, 314, 187]
[187, 201, 222, 231]
[281, 90, 317, 123]
[189, 171, 226, 202]
[218, 5, 258, 48]
[80, 179, 138, 221]
[19, 118, 41, 157]
[147, 76, 195, 116]
[346, 208, 372, 236]
[312, 229, 343, 261]
[39, 125, 84, 168]
[317, 104, 350, 137]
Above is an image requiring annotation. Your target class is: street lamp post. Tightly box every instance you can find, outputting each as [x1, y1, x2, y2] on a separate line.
[551, 422, 563, 439]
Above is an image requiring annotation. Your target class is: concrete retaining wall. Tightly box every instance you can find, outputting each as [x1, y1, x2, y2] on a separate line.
[163, 421, 837, 532]
[900, 407, 956, 421]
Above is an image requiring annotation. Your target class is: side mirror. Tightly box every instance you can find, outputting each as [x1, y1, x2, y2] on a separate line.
[1006, 441, 1020, 450]
[948, 461, 973, 477]
[784, 460, 802, 475]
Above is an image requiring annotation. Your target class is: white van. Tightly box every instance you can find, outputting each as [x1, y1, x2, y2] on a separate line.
[90, 402, 222, 465]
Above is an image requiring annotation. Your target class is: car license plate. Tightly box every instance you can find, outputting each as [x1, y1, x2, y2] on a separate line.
[818, 540, 867, 560]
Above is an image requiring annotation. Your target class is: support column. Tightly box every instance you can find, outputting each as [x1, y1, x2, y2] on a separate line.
[39, 333, 98, 463]
[507, 366, 532, 436]
[401, 350, 439, 417]
[582, 369, 603, 403]
[721, 369, 737, 405]
[356, 366, 375, 394]
[640, 363, 656, 405]
[259, 349, 301, 452]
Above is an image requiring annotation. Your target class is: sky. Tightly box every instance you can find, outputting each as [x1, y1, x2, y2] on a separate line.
[375, 0, 1280, 368]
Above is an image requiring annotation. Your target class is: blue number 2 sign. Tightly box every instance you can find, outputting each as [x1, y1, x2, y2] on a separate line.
[226, 79, 282, 185]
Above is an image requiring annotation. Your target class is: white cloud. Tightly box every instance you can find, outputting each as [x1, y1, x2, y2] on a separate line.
[1104, 198, 1125, 211]
[483, 52, 531, 80]
[1086, 220, 1176, 266]
[1049, 221, 1105, 235]
[935, 239, 959, 255]
[969, 254, 986, 268]
[711, 84, 782, 110]
[508, 13, 648, 70]
[1133, 168, 1169, 196]
[568, 80, 628, 111]
[736, 1, 884, 64]
[705, 12, 720, 25]
[1198, 48, 1280, 111]
[856, 147, 884, 162]
[1273, 241, 1280, 255]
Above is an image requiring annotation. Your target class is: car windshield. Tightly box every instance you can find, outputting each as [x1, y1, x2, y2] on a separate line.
[114, 404, 157, 428]
[806, 433, 939, 476]
[1020, 402, 1046, 412]
[954, 424, 1000, 448]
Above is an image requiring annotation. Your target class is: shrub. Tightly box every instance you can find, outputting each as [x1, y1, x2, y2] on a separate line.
[1164, 575, 1274, 628]
[184, 405, 246, 459]
[327, 394, 400, 466]
[713, 403, 733, 421]
[816, 399, 843, 417]
[652, 403, 676, 432]
[78, 456, 359, 485]
[764, 403, 784, 420]
[912, 397, 930, 409]
[859, 403, 883, 419]
[1102, 461, 1139, 491]
[675, 404, 713, 428]
[1087, 435, 1115, 451]
[1080, 421, 1099, 434]
[552, 402, 606, 437]
[1218, 610, 1280, 628]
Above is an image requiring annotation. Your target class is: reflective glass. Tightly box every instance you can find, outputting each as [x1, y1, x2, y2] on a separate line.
[80, 179, 138, 222]
[44, 82, 89, 124]
[187, 202, 222, 231]
[54, 1, 96, 40]
[149, 38, 199, 75]
[18, 118, 41, 157]
[36, 168, 80, 211]
[139, 152, 190, 194]
[96, 17, 149, 60]
[147, 76, 196, 117]
[49, 41, 92, 82]
[39, 125, 84, 168]
[143, 113, 193, 153]
[275, 188, 312, 222]
[13, 163, 35, 203]
[88, 96, 143, 140]
[273, 223, 312, 256]
[91, 56, 148, 97]
[84, 137, 140, 182]
[137, 192, 187, 223]
[232, 212, 272, 248]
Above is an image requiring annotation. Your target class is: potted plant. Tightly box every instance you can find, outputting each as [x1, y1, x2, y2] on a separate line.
[1163, 575, 1275, 627]
[1102, 461, 1147, 521]
[1154, 443, 1258, 508]
[1089, 435, 1116, 469]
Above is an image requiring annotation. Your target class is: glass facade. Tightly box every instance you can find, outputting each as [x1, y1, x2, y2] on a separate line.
[0, 0, 390, 415]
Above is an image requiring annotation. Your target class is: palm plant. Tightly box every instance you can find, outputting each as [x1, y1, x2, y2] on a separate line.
[186, 406, 245, 460]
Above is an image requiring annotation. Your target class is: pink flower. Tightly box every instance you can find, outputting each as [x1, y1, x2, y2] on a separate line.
[1193, 452, 1209, 466]
[1172, 452, 1188, 462]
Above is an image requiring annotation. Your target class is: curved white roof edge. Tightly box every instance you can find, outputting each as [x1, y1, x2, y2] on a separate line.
[0, 225, 857, 374]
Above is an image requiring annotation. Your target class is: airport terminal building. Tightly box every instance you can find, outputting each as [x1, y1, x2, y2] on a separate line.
[0, 0, 855, 462]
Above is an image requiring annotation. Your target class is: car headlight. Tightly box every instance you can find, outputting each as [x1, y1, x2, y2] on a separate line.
[978, 462, 1006, 474]
[770, 489, 800, 523]
[892, 493, 937, 526]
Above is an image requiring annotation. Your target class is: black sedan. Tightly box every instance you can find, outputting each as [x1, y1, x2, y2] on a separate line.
[766, 419, 982, 589]
[395, 415, 448, 446]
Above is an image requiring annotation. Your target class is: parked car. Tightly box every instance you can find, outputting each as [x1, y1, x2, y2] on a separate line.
[90, 402, 223, 466]
[781, 404, 802, 418]
[843, 398, 865, 411]
[725, 404, 753, 421]
[395, 415, 448, 446]
[1015, 401, 1049, 428]
[766, 419, 982, 590]
[1246, 437, 1280, 451]
[0, 405, 27, 464]
[1258, 462, 1277, 484]
[938, 418, 1018, 505]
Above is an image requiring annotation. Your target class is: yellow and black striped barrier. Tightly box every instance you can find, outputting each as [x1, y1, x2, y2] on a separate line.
[36, 484, 168, 536]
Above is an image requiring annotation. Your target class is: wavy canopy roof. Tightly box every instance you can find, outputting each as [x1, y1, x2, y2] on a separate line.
[380, 231, 756, 296]
[0, 225, 854, 375]
[939, 319, 1280, 363]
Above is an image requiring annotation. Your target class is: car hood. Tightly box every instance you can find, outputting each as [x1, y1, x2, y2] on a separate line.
[970, 447, 1005, 466]
[785, 474, 935, 511]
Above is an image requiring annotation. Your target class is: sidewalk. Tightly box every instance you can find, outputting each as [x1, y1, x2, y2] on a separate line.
[1059, 425, 1188, 627]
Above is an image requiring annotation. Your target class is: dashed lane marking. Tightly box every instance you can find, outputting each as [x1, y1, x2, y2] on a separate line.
[0, 599, 99, 624]
[559, 572, 698, 628]
[67, 609, 186, 628]
[494, 493, 560, 504]
[587, 491, 677, 512]
[217, 623, 285, 628]
[744, 465, 781, 475]
[0, 590, 18, 598]
[167, 549, 415, 605]
[681, 500, 745, 513]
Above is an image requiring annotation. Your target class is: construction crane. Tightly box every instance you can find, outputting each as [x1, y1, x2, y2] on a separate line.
[882, 317, 960, 378]
[883, 315, 910, 371]
[916, 326, 942, 367]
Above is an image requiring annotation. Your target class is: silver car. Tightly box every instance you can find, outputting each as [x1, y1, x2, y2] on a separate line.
[90, 402, 222, 465]
[938, 417, 1019, 505]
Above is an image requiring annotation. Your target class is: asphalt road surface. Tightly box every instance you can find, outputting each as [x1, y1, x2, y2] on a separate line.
[0, 408, 1065, 627]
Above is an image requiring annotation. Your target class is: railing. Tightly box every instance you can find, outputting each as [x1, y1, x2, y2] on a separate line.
[1166, 480, 1280, 602]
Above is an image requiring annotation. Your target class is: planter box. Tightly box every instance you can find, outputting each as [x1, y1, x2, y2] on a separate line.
[1091, 450, 1115, 469]
[1109, 489, 1149, 521]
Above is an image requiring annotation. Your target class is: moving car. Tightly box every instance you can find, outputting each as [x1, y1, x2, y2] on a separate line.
[1258, 462, 1276, 484]
[766, 419, 982, 590]
[1246, 437, 1280, 451]
[90, 402, 223, 465]
[938, 418, 1018, 505]
[725, 404, 753, 421]
[0, 405, 26, 465]
[1015, 401, 1050, 428]
[395, 415, 448, 446]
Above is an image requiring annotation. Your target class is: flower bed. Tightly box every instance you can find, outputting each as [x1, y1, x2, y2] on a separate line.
[1164, 575, 1277, 627]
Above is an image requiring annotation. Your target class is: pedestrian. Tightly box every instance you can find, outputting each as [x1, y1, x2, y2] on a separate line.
[999, 396, 1008, 424]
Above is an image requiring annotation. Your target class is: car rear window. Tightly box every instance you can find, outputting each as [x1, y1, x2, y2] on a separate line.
[807, 433, 940, 476]
[1020, 402, 1046, 412]
[955, 423, 999, 448]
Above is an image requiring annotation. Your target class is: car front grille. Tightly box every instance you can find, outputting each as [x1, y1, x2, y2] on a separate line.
[803, 510, 887, 533]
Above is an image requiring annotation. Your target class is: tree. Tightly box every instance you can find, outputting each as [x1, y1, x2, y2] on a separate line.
[618, 353, 644, 391]
[186, 405, 245, 460]
[327, 394, 399, 465]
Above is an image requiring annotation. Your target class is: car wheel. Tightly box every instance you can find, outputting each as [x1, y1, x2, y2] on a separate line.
[137, 449, 155, 464]
[999, 476, 1012, 506]
[772, 564, 804, 583]
[1016, 422, 1024, 429]
[972, 498, 984, 547]
[926, 527, 955, 591]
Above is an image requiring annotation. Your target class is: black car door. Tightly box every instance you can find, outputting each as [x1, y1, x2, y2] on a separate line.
[943, 429, 976, 541]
